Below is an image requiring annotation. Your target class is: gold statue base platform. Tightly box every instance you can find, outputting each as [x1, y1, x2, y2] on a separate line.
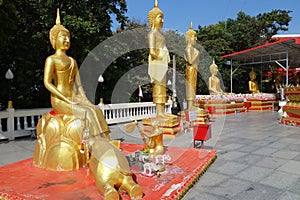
[0, 143, 217, 200]
[198, 101, 246, 115]
[179, 109, 209, 125]
[142, 117, 179, 135]
[280, 87, 300, 127]
[247, 99, 275, 111]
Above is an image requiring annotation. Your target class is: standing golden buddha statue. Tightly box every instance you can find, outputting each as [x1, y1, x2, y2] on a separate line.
[33, 9, 143, 200]
[147, 0, 176, 120]
[249, 68, 260, 93]
[185, 22, 200, 110]
[209, 60, 224, 95]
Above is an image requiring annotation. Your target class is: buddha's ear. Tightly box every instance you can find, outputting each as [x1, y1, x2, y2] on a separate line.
[51, 36, 56, 49]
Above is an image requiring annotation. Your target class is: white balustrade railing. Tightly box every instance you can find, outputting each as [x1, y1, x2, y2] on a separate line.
[0, 102, 172, 141]
[99, 101, 172, 124]
[0, 108, 51, 140]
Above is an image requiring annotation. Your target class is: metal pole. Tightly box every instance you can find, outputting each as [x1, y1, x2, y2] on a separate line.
[230, 60, 233, 93]
[286, 51, 289, 86]
[8, 79, 12, 101]
[260, 65, 263, 92]
[172, 55, 176, 101]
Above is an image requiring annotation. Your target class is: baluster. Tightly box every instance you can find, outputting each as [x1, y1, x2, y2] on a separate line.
[129, 108, 132, 118]
[116, 109, 119, 119]
[17, 117, 21, 130]
[31, 116, 35, 127]
[111, 109, 114, 119]
[24, 116, 28, 129]
[109, 110, 112, 119]
[114, 109, 116, 119]
[0, 119, 3, 132]
[104, 110, 108, 120]
[106, 110, 109, 119]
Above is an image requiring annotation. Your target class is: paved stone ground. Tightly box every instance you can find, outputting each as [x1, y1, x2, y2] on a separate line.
[1, 111, 300, 200]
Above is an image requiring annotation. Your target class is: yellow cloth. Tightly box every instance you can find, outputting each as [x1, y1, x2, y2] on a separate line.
[186, 65, 197, 101]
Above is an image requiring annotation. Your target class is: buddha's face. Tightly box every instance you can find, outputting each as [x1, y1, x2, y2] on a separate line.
[153, 13, 164, 29]
[250, 73, 256, 80]
[212, 66, 218, 75]
[55, 30, 70, 51]
[190, 33, 197, 46]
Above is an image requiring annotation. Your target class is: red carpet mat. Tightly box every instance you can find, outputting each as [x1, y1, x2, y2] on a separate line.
[0, 143, 217, 200]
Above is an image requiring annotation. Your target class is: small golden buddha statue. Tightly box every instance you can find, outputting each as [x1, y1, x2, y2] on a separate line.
[147, 0, 177, 120]
[144, 120, 164, 157]
[209, 60, 224, 95]
[295, 72, 300, 86]
[125, 120, 164, 158]
[249, 68, 260, 93]
[33, 9, 143, 200]
[185, 22, 200, 110]
[274, 72, 282, 92]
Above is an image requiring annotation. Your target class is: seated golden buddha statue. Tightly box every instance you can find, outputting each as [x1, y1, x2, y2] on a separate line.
[147, 0, 177, 120]
[185, 22, 200, 110]
[33, 9, 142, 200]
[249, 68, 260, 93]
[209, 60, 224, 95]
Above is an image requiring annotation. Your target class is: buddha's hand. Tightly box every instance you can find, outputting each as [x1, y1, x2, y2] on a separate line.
[70, 101, 79, 105]
[67, 97, 79, 105]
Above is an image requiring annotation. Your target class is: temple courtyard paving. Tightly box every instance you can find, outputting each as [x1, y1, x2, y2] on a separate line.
[1, 111, 300, 200]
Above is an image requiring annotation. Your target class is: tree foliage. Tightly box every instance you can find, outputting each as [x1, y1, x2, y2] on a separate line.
[197, 10, 291, 93]
[0, 5, 293, 108]
[0, 0, 128, 109]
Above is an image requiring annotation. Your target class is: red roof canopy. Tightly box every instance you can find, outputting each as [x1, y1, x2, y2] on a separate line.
[221, 38, 300, 68]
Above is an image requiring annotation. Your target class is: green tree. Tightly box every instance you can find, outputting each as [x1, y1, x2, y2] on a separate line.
[197, 10, 291, 93]
[0, 0, 128, 109]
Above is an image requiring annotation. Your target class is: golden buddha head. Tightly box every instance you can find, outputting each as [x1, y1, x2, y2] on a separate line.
[209, 59, 218, 75]
[148, 0, 164, 29]
[249, 68, 256, 80]
[49, 9, 70, 49]
[185, 22, 197, 45]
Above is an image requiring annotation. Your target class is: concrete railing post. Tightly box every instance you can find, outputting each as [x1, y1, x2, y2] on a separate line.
[7, 108, 15, 140]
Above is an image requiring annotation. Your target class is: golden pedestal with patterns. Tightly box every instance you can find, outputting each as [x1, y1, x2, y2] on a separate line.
[179, 109, 209, 125]
[198, 100, 246, 115]
[142, 118, 179, 135]
[281, 86, 300, 126]
[247, 99, 275, 111]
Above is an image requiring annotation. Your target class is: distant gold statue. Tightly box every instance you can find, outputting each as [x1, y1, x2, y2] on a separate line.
[33, 9, 143, 200]
[185, 22, 200, 110]
[249, 68, 260, 93]
[148, 0, 176, 120]
[274, 72, 282, 92]
[295, 72, 300, 86]
[209, 60, 224, 95]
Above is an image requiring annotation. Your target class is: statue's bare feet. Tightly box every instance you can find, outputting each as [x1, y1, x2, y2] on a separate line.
[156, 112, 168, 121]
[164, 112, 177, 119]
[156, 112, 177, 120]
